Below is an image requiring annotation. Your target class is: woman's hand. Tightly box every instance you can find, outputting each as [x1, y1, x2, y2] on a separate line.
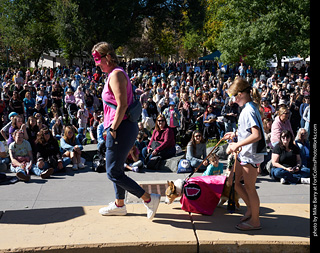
[151, 150, 158, 156]
[57, 162, 63, 170]
[110, 131, 116, 139]
[21, 124, 27, 131]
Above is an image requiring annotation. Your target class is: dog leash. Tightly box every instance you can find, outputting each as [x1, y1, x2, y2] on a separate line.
[227, 148, 241, 213]
[185, 137, 226, 182]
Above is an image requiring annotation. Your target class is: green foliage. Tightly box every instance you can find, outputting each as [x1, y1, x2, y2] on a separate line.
[216, 0, 310, 68]
[0, 0, 57, 65]
[180, 0, 207, 59]
[0, 0, 310, 67]
[202, 0, 226, 52]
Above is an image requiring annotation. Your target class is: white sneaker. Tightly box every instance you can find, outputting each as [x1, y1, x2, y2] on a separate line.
[280, 178, 287, 184]
[301, 178, 310, 184]
[72, 164, 78, 171]
[99, 202, 127, 216]
[78, 162, 85, 169]
[144, 193, 161, 220]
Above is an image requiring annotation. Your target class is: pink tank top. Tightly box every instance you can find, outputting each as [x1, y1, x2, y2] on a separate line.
[102, 67, 133, 129]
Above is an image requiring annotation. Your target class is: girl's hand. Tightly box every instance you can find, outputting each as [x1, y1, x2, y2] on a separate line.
[228, 142, 240, 153]
[151, 150, 158, 156]
[223, 132, 236, 141]
[38, 160, 45, 168]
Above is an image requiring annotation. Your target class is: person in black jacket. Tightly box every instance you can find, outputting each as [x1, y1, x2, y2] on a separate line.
[221, 97, 239, 133]
[35, 127, 64, 173]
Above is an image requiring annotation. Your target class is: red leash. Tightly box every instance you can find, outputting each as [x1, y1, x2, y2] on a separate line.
[185, 137, 226, 182]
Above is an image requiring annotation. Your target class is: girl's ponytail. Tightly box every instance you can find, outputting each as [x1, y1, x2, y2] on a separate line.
[251, 87, 261, 106]
[251, 87, 263, 116]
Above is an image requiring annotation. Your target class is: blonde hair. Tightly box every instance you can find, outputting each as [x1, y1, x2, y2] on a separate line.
[278, 106, 289, 116]
[63, 125, 75, 144]
[91, 42, 119, 65]
[228, 78, 261, 111]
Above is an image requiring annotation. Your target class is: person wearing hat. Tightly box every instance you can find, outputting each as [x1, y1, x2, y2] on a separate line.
[65, 88, 76, 107]
[162, 101, 180, 134]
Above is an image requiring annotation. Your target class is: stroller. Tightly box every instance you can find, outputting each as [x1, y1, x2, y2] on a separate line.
[67, 103, 78, 127]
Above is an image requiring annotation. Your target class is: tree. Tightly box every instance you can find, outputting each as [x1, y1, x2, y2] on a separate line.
[215, 0, 310, 68]
[203, 0, 226, 53]
[180, 0, 207, 59]
[118, 0, 185, 60]
[52, 0, 87, 65]
[0, 0, 58, 67]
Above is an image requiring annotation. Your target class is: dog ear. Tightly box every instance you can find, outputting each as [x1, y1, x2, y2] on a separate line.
[167, 181, 174, 186]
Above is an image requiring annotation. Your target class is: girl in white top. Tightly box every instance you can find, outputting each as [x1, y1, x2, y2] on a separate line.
[224, 78, 266, 231]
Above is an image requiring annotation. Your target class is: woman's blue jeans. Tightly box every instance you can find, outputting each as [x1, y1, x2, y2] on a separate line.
[105, 119, 145, 200]
[270, 166, 310, 184]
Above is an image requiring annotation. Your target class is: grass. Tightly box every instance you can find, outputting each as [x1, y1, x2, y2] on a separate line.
[206, 138, 227, 148]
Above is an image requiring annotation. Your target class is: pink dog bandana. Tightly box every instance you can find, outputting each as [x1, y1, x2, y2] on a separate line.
[92, 50, 105, 64]
[180, 175, 226, 215]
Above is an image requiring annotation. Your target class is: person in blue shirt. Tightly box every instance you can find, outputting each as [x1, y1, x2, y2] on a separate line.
[202, 153, 224, 176]
[60, 125, 84, 171]
[23, 91, 36, 118]
[151, 72, 157, 85]
[97, 116, 106, 150]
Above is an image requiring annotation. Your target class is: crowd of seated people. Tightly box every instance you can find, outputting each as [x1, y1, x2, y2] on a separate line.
[0, 60, 311, 185]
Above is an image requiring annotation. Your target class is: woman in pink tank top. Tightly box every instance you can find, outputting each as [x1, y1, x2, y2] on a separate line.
[92, 42, 160, 220]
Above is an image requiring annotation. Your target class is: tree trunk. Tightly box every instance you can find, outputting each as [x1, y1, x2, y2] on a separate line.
[276, 54, 282, 69]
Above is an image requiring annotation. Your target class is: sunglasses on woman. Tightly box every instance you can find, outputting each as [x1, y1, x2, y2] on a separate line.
[92, 50, 107, 64]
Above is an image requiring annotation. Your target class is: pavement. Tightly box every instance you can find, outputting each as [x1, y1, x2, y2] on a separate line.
[0, 144, 311, 252]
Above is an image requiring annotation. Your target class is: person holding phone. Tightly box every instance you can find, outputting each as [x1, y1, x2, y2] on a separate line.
[270, 130, 310, 185]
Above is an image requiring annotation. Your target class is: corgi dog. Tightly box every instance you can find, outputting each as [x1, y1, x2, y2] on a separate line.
[165, 177, 240, 209]
[165, 179, 185, 204]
